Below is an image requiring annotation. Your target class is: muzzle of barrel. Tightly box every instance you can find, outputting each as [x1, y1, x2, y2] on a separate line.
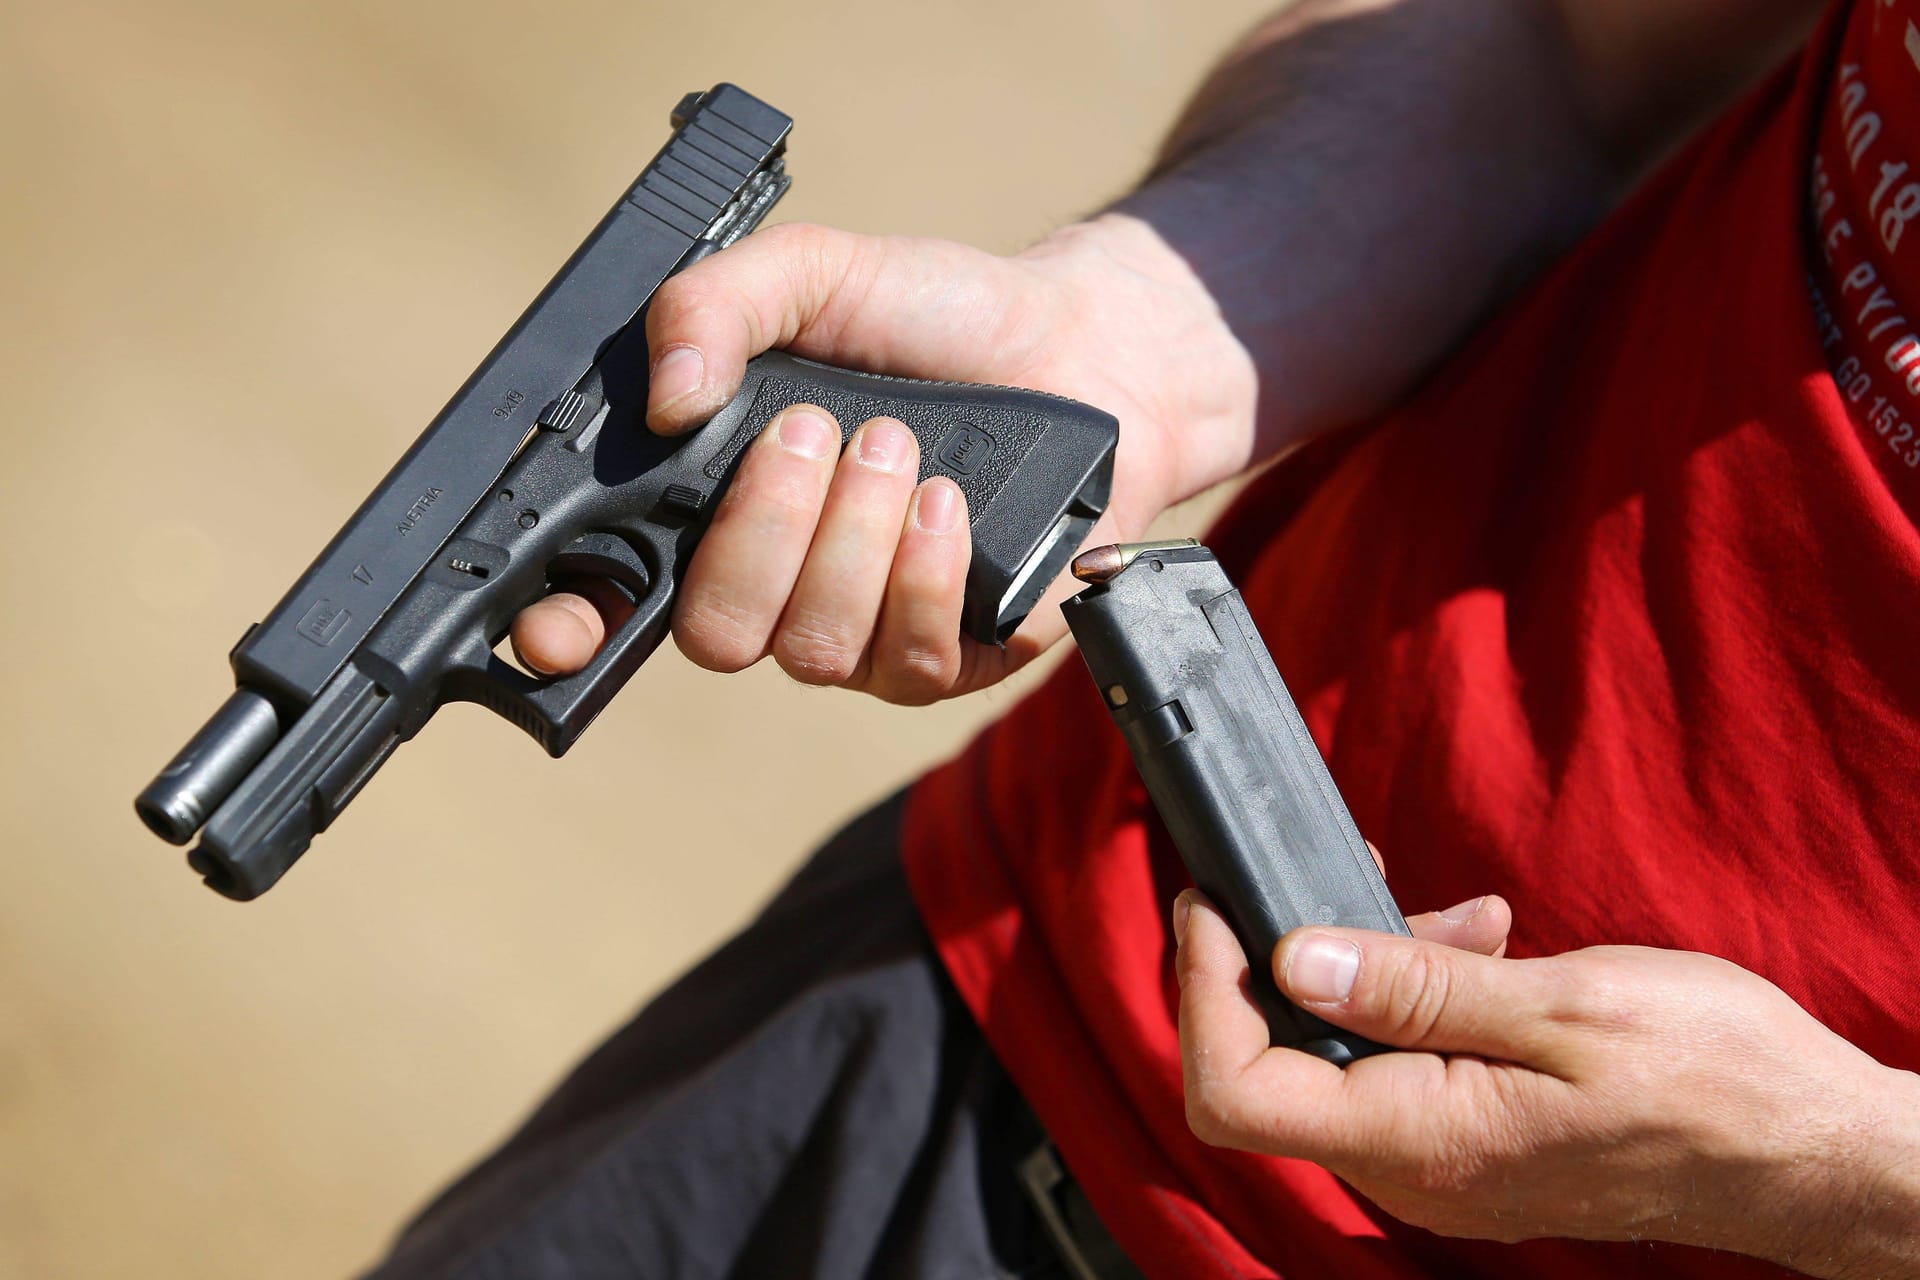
[135, 689, 281, 844]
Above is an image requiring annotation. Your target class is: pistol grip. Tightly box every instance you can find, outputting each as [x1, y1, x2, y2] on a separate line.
[710, 352, 1117, 644]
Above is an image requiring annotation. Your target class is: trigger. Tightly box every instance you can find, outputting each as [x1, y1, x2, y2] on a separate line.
[548, 532, 651, 600]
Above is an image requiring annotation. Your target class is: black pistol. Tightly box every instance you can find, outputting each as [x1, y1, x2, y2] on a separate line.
[1061, 540, 1409, 1065]
[136, 84, 1118, 900]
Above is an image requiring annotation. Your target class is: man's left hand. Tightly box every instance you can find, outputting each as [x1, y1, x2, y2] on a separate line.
[1174, 891, 1920, 1275]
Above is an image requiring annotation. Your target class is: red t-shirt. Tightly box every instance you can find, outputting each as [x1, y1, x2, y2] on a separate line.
[902, 2, 1920, 1276]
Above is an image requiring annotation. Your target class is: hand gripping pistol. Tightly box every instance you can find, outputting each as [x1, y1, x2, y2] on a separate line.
[136, 85, 1118, 900]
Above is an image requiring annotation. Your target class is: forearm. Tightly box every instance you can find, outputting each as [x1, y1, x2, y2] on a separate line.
[1104, 0, 1817, 458]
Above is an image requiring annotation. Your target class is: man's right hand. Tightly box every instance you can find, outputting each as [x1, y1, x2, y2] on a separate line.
[511, 216, 1257, 703]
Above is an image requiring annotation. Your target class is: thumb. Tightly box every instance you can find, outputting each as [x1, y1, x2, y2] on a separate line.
[642, 223, 1041, 433]
[642, 222, 868, 431]
[1274, 928, 1574, 1070]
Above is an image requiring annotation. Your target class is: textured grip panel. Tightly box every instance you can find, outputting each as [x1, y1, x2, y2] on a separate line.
[683, 350, 1116, 647]
[703, 374, 1047, 515]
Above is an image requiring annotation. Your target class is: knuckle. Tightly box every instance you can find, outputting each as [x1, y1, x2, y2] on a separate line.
[1545, 962, 1605, 1026]
[759, 220, 827, 252]
[673, 595, 767, 673]
[1183, 1081, 1235, 1148]
[774, 616, 863, 686]
[733, 462, 830, 524]
[648, 274, 713, 333]
[1544, 952, 1640, 1034]
[871, 647, 957, 705]
[827, 482, 911, 538]
[766, 223, 845, 302]
[761, 220, 837, 262]
[1376, 948, 1459, 1045]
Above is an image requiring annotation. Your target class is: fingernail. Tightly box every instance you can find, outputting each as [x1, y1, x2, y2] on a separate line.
[1172, 892, 1192, 946]
[914, 480, 960, 534]
[775, 410, 837, 461]
[649, 345, 704, 412]
[1286, 936, 1360, 1004]
[1439, 896, 1486, 924]
[856, 419, 911, 473]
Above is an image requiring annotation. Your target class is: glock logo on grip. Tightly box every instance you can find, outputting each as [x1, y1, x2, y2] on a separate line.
[296, 598, 352, 647]
[936, 423, 994, 476]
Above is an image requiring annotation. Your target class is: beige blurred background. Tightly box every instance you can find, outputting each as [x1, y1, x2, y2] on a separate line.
[0, 1, 1267, 1275]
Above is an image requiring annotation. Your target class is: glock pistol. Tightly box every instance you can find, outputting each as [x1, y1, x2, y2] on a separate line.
[1062, 541, 1409, 1064]
[136, 84, 1118, 900]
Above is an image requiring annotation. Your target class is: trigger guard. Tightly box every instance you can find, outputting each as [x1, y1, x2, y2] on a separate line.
[446, 528, 671, 756]
[546, 531, 652, 598]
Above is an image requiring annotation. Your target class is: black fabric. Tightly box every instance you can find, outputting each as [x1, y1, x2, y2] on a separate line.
[365, 794, 1098, 1280]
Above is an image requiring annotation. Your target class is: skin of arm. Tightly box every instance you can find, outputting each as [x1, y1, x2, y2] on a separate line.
[1115, 0, 1822, 453]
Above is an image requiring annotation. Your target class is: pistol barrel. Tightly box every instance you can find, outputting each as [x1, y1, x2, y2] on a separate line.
[134, 689, 281, 845]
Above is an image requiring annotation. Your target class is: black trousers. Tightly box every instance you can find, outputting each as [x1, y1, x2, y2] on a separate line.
[366, 795, 1143, 1280]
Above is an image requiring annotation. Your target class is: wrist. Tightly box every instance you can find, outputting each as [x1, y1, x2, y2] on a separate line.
[1825, 1066, 1920, 1279]
[1016, 213, 1259, 510]
[1762, 1063, 1920, 1279]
